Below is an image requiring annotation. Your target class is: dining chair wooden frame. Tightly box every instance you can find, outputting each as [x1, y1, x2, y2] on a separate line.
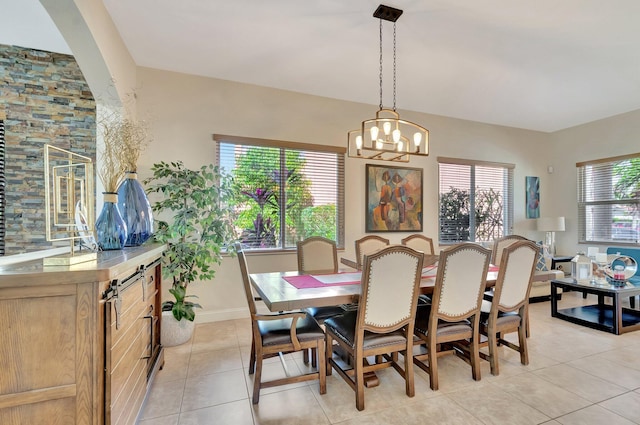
[296, 236, 343, 366]
[479, 240, 538, 375]
[324, 245, 424, 411]
[413, 243, 491, 391]
[236, 243, 327, 404]
[401, 234, 435, 255]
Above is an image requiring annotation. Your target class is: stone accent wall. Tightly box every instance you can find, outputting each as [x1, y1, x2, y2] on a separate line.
[0, 44, 96, 255]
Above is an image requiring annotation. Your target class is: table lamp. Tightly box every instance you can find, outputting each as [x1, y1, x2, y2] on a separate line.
[536, 216, 565, 257]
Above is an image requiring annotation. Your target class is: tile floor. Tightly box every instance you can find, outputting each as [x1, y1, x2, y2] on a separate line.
[139, 292, 640, 424]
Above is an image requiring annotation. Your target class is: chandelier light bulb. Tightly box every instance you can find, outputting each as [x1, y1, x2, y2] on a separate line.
[383, 121, 391, 135]
[413, 132, 422, 146]
[376, 140, 383, 149]
[356, 135, 363, 149]
[392, 129, 401, 143]
[397, 140, 404, 151]
[370, 126, 379, 141]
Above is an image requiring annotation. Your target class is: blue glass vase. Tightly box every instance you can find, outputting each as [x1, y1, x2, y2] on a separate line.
[95, 192, 128, 250]
[117, 172, 154, 246]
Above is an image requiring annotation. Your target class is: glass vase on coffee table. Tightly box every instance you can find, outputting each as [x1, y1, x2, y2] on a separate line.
[592, 252, 609, 285]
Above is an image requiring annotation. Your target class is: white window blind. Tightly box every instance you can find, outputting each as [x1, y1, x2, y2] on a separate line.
[214, 134, 345, 250]
[438, 157, 514, 244]
[577, 153, 640, 244]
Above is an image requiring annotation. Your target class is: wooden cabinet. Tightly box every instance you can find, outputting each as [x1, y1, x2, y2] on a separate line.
[0, 244, 165, 425]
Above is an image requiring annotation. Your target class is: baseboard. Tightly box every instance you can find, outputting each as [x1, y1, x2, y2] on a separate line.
[195, 307, 249, 323]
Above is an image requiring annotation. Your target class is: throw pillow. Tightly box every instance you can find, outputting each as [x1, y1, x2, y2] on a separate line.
[535, 241, 549, 271]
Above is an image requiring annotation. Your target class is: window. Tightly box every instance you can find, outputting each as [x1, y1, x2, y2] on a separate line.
[577, 153, 640, 244]
[215, 134, 345, 250]
[438, 157, 514, 244]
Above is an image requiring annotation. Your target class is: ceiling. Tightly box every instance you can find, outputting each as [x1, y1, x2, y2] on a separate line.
[4, 0, 640, 132]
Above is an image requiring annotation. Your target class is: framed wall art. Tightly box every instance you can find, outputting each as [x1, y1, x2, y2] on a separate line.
[526, 176, 540, 218]
[365, 164, 423, 232]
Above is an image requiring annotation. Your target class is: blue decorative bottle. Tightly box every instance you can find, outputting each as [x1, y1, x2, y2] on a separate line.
[95, 192, 128, 250]
[117, 172, 154, 246]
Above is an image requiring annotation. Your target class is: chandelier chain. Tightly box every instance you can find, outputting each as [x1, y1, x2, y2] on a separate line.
[393, 21, 397, 112]
[379, 19, 383, 110]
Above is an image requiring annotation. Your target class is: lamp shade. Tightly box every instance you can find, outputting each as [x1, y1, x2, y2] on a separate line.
[537, 216, 565, 232]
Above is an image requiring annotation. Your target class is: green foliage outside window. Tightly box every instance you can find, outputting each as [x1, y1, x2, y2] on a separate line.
[229, 146, 315, 248]
[440, 186, 504, 243]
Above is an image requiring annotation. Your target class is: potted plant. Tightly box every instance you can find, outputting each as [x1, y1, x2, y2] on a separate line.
[144, 160, 235, 346]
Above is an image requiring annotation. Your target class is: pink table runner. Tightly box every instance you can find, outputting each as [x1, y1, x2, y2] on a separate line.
[421, 264, 498, 278]
[283, 265, 499, 289]
[283, 272, 361, 289]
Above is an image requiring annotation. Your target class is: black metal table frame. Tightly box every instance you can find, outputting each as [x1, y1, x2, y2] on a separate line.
[551, 277, 640, 335]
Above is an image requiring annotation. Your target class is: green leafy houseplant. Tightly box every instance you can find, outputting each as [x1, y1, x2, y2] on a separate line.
[144, 161, 235, 321]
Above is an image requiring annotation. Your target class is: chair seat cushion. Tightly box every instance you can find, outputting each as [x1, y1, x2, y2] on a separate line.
[258, 314, 324, 346]
[324, 311, 407, 349]
[414, 304, 472, 337]
[480, 310, 521, 330]
[305, 306, 347, 323]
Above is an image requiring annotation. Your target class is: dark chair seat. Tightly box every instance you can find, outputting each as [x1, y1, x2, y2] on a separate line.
[479, 310, 521, 330]
[305, 305, 350, 323]
[324, 311, 407, 350]
[414, 304, 472, 337]
[259, 314, 325, 346]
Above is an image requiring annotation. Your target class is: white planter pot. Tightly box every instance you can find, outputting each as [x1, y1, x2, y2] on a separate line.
[161, 310, 195, 347]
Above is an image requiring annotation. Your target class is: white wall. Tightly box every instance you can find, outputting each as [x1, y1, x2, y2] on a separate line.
[135, 67, 556, 322]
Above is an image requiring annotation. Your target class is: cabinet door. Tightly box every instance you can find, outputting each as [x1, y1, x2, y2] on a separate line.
[105, 272, 149, 425]
[0, 283, 96, 425]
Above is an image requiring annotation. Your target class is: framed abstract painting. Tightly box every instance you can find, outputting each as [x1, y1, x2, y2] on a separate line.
[526, 176, 540, 218]
[365, 164, 423, 232]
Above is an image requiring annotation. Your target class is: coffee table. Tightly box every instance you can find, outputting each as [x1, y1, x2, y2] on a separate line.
[551, 277, 640, 335]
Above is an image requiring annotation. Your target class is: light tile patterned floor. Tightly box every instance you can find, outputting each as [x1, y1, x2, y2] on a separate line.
[138, 292, 640, 424]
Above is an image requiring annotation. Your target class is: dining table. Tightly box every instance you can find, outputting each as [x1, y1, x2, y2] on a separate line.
[249, 255, 499, 313]
[249, 257, 499, 388]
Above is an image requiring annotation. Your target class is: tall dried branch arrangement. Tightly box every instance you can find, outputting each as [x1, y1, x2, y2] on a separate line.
[97, 110, 150, 192]
[119, 116, 150, 172]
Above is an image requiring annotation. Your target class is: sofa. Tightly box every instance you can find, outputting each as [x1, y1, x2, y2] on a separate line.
[529, 257, 565, 300]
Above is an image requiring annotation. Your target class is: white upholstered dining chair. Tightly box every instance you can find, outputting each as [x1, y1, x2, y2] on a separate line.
[401, 234, 435, 255]
[479, 239, 538, 375]
[324, 245, 424, 411]
[413, 243, 491, 390]
[354, 235, 389, 270]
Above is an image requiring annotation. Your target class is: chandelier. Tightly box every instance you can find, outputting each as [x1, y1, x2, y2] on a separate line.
[347, 4, 429, 162]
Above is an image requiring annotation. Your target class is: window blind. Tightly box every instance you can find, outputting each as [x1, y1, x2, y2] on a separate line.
[577, 153, 640, 244]
[214, 134, 345, 250]
[438, 157, 514, 243]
